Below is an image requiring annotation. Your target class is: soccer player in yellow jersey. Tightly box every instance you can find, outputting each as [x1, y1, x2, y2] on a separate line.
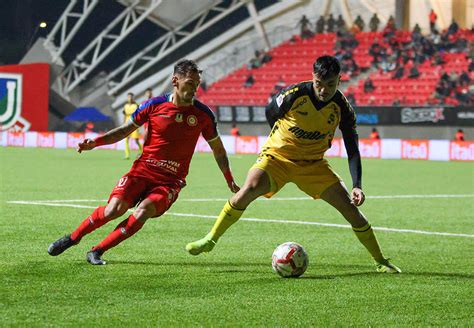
[186, 55, 401, 273]
[123, 92, 143, 159]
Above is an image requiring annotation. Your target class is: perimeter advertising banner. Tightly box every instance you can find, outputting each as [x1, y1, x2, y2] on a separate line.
[1, 132, 473, 161]
[0, 63, 50, 131]
[217, 106, 474, 126]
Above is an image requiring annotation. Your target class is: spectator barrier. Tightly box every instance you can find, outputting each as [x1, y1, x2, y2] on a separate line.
[1, 131, 472, 162]
[217, 105, 474, 126]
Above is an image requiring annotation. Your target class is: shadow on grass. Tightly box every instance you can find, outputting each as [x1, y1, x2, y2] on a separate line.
[110, 260, 268, 268]
[299, 271, 378, 279]
[15, 259, 474, 281]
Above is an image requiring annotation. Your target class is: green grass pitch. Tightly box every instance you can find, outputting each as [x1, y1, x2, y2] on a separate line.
[1, 147, 473, 326]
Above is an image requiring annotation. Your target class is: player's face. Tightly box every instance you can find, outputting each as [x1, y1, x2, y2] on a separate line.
[173, 71, 201, 104]
[312, 73, 340, 102]
[127, 94, 133, 102]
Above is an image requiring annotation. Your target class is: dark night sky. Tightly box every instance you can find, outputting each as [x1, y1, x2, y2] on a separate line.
[0, 0, 68, 64]
[0, 0, 134, 66]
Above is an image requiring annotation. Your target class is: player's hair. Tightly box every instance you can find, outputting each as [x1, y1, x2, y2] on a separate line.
[313, 56, 341, 80]
[127, 92, 134, 97]
[174, 59, 202, 76]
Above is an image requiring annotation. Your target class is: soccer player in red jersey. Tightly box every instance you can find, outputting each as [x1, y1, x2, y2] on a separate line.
[48, 59, 239, 265]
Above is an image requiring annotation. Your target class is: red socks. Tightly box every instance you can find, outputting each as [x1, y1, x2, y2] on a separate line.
[70, 207, 145, 254]
[71, 206, 108, 242]
[92, 215, 144, 254]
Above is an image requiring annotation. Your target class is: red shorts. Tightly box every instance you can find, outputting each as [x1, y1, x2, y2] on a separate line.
[108, 173, 183, 218]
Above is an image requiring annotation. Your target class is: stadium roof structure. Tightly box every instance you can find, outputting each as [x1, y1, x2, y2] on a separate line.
[43, 0, 282, 98]
[117, 0, 222, 29]
[38, 0, 405, 116]
[37, 0, 313, 118]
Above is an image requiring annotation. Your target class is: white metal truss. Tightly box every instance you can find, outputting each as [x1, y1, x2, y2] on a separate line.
[56, 0, 163, 96]
[110, 0, 303, 108]
[106, 0, 252, 96]
[245, 0, 270, 50]
[43, 0, 99, 64]
[359, 0, 387, 21]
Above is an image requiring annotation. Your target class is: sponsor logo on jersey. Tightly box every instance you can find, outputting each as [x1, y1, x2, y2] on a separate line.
[296, 110, 308, 116]
[288, 126, 328, 140]
[0, 73, 30, 131]
[291, 98, 307, 111]
[175, 113, 183, 122]
[146, 159, 181, 173]
[187, 115, 197, 126]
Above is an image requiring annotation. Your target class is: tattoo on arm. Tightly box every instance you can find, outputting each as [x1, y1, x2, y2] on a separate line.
[208, 137, 231, 173]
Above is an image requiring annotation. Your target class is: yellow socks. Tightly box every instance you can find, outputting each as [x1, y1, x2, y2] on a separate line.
[124, 137, 130, 158]
[352, 223, 385, 263]
[209, 201, 244, 241]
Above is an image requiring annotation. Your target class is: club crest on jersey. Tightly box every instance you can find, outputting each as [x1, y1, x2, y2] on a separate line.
[175, 113, 183, 122]
[187, 115, 197, 126]
[0, 73, 30, 131]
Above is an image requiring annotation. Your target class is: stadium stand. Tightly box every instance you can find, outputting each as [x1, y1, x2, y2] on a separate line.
[199, 26, 473, 108]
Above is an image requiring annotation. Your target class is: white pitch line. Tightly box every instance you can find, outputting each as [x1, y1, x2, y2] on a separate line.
[15, 199, 108, 203]
[8, 201, 98, 209]
[8, 194, 474, 204]
[7, 200, 474, 238]
[367, 194, 474, 199]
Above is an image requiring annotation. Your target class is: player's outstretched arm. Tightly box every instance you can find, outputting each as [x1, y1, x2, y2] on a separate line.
[207, 136, 240, 193]
[77, 120, 138, 153]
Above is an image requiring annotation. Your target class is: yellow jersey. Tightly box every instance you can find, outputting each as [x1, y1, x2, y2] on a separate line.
[123, 102, 139, 123]
[263, 81, 357, 161]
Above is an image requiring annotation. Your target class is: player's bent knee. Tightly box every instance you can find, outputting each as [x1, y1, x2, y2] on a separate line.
[104, 200, 129, 219]
[134, 203, 158, 221]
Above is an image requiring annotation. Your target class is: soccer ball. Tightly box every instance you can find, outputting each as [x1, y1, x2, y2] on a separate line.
[272, 242, 309, 278]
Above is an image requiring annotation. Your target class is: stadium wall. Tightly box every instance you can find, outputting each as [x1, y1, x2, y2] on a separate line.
[219, 124, 474, 141]
[217, 105, 474, 139]
[1, 131, 472, 162]
[0, 63, 50, 132]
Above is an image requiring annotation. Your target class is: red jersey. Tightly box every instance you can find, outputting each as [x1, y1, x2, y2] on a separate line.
[370, 131, 380, 140]
[130, 93, 218, 182]
[455, 131, 464, 141]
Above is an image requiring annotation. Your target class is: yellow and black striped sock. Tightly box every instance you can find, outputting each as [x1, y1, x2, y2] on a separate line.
[209, 201, 245, 241]
[352, 223, 385, 263]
